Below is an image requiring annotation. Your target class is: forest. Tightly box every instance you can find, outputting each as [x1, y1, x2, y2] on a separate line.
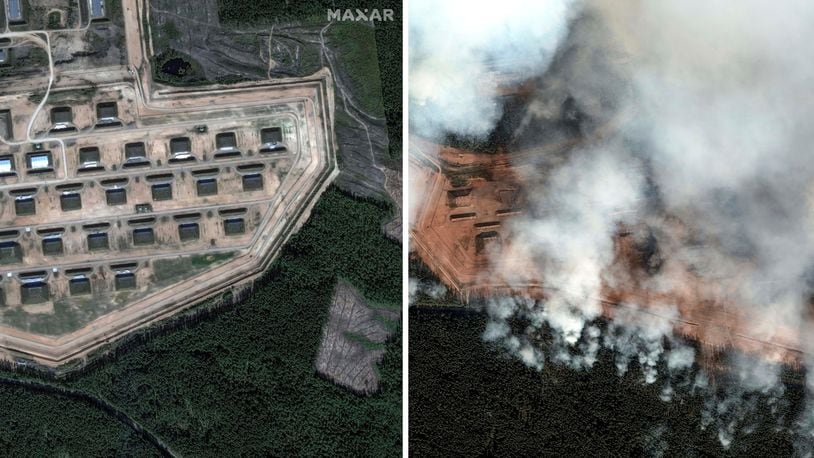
[0, 383, 159, 456]
[410, 307, 805, 457]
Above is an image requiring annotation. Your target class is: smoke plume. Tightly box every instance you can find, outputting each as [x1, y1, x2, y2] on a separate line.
[410, 0, 814, 449]
[409, 0, 577, 137]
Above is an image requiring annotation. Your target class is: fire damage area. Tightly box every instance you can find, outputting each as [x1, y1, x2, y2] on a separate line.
[409, 0, 814, 453]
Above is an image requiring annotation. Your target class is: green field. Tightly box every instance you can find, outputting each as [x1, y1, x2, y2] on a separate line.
[330, 22, 386, 119]
[151, 251, 236, 287]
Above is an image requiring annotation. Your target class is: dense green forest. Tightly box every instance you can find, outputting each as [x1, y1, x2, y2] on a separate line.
[0, 383, 159, 456]
[373, 1, 402, 167]
[0, 188, 401, 456]
[410, 308, 804, 457]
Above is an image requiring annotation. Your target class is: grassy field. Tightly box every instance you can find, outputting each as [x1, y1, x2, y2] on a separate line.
[2, 293, 118, 337]
[216, 0, 401, 165]
[372, 1, 402, 167]
[329, 22, 386, 119]
[151, 251, 236, 286]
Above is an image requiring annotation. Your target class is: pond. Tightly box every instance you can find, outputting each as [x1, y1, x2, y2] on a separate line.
[161, 57, 191, 77]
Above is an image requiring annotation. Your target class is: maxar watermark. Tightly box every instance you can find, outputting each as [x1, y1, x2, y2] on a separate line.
[328, 9, 395, 22]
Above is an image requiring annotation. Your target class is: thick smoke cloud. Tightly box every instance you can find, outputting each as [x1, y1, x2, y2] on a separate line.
[627, 0, 814, 348]
[409, 0, 577, 137]
[410, 0, 814, 449]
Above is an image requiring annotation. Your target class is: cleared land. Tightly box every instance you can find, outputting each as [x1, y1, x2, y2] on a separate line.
[143, 0, 398, 202]
[315, 279, 399, 394]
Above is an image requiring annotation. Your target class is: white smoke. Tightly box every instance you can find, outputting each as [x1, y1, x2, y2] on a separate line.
[604, 304, 680, 384]
[699, 354, 787, 449]
[500, 144, 644, 339]
[409, 277, 449, 304]
[409, 0, 579, 137]
[642, 424, 669, 458]
[794, 354, 814, 456]
[410, 0, 814, 450]
[627, 0, 814, 349]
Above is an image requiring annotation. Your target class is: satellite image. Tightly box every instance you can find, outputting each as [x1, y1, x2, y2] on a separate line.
[7, 0, 814, 456]
[0, 0, 400, 455]
[409, 0, 814, 456]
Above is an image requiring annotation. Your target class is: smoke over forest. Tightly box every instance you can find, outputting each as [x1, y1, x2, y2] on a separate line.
[410, 0, 814, 451]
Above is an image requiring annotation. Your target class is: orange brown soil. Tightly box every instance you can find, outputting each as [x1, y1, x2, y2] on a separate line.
[410, 137, 806, 367]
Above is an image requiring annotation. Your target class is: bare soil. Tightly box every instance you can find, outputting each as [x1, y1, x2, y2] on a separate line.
[315, 280, 399, 395]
